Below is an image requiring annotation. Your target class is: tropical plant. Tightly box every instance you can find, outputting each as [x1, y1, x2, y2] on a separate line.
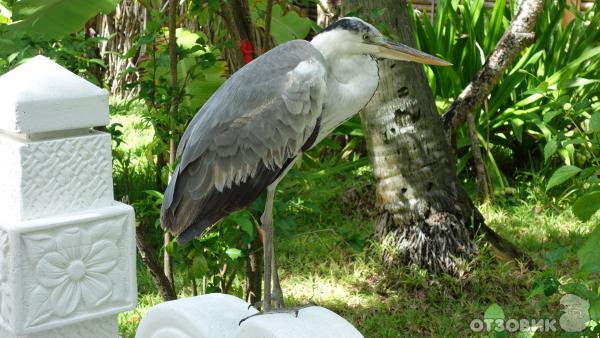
[409, 0, 600, 194]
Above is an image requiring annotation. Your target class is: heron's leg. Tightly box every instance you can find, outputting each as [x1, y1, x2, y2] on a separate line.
[261, 186, 276, 312]
[271, 241, 285, 309]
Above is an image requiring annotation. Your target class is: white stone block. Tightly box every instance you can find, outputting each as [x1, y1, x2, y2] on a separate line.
[0, 315, 118, 338]
[135, 293, 259, 338]
[0, 55, 109, 135]
[236, 306, 364, 338]
[0, 131, 114, 222]
[135, 293, 364, 338]
[0, 203, 137, 335]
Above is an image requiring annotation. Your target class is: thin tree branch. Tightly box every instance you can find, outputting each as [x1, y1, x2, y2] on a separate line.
[441, 0, 544, 139]
[164, 0, 178, 292]
[263, 0, 274, 51]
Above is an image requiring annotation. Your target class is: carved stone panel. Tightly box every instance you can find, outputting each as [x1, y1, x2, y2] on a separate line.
[0, 204, 136, 335]
[0, 132, 114, 222]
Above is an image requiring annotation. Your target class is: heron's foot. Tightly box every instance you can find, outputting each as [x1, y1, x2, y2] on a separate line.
[248, 301, 262, 310]
[245, 295, 283, 311]
[238, 303, 319, 325]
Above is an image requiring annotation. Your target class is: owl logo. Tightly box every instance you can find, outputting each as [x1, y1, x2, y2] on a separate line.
[559, 294, 590, 332]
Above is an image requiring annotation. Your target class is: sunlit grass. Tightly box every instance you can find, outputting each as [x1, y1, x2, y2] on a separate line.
[114, 111, 596, 337]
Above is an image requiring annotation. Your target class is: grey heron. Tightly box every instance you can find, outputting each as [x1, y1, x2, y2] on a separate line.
[161, 17, 450, 311]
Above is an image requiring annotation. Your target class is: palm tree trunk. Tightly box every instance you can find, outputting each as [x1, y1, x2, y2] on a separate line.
[340, 0, 535, 273]
[343, 0, 479, 274]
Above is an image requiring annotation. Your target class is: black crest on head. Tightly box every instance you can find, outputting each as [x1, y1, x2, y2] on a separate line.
[322, 17, 370, 33]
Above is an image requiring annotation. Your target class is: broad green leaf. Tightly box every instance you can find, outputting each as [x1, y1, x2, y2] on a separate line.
[572, 192, 600, 222]
[268, 4, 311, 44]
[484, 303, 504, 321]
[225, 248, 243, 260]
[484, 303, 505, 333]
[543, 110, 562, 123]
[546, 165, 581, 191]
[181, 61, 226, 111]
[233, 215, 255, 241]
[8, 0, 119, 40]
[578, 224, 600, 273]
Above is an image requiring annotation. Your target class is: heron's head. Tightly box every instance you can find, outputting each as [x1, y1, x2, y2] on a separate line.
[311, 17, 451, 66]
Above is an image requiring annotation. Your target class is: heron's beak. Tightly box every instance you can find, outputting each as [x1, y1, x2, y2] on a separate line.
[374, 37, 452, 66]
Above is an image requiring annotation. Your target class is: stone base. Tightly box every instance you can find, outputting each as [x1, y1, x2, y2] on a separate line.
[0, 203, 136, 335]
[135, 293, 364, 338]
[0, 315, 118, 338]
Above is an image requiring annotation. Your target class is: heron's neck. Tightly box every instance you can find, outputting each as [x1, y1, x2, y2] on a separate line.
[311, 45, 379, 141]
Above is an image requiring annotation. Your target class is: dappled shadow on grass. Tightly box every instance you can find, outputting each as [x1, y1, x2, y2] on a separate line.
[278, 245, 564, 337]
[273, 172, 590, 337]
[479, 203, 594, 275]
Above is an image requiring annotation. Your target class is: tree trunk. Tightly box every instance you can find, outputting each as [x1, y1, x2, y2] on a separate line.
[340, 0, 533, 273]
[95, 0, 147, 99]
[343, 0, 477, 274]
[317, 0, 341, 27]
[136, 222, 177, 300]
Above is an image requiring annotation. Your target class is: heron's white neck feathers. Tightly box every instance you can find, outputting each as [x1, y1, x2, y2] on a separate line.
[310, 29, 378, 60]
[310, 29, 380, 142]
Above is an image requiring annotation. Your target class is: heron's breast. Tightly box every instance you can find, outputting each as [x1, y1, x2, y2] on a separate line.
[317, 56, 379, 142]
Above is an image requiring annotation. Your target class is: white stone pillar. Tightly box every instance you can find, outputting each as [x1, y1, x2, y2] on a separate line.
[0, 56, 137, 337]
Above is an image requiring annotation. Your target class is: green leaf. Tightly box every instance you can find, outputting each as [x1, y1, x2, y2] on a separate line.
[590, 111, 600, 133]
[192, 254, 209, 278]
[484, 303, 505, 321]
[573, 192, 600, 222]
[268, 4, 312, 44]
[484, 303, 505, 333]
[561, 283, 598, 301]
[144, 190, 164, 201]
[546, 165, 582, 191]
[544, 139, 558, 162]
[8, 0, 119, 40]
[544, 247, 566, 265]
[233, 215, 255, 241]
[225, 248, 243, 260]
[543, 110, 562, 123]
[590, 298, 600, 322]
[578, 224, 600, 273]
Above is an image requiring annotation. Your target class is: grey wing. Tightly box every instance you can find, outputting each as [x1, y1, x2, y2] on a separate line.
[161, 40, 327, 242]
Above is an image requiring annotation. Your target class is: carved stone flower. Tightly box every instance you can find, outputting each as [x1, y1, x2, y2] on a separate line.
[35, 228, 118, 317]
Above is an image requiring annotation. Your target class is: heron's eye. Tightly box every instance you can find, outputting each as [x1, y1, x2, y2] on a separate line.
[363, 34, 370, 41]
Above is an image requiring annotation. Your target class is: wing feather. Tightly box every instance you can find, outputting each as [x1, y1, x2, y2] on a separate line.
[161, 40, 327, 240]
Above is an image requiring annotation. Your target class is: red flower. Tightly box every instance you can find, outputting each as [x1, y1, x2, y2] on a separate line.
[596, 171, 600, 179]
[240, 40, 254, 64]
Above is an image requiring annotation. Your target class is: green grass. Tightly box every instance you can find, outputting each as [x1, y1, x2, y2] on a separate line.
[113, 109, 596, 337]
[117, 165, 596, 337]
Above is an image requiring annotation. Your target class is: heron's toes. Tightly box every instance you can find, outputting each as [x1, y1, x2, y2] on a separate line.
[248, 300, 262, 310]
[238, 302, 319, 325]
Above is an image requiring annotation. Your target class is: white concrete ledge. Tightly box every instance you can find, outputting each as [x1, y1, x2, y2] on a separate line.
[136, 293, 364, 338]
